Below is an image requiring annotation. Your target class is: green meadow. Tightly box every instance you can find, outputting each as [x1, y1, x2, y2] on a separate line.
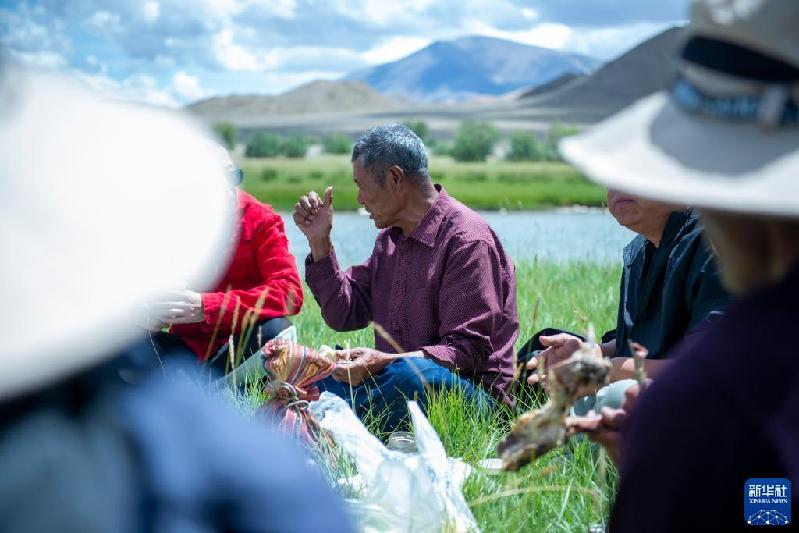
[249, 260, 622, 531]
[238, 155, 607, 211]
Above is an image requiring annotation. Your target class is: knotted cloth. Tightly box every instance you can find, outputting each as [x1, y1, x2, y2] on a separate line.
[260, 339, 336, 443]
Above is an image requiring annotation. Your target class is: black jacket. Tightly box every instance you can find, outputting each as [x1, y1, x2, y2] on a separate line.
[613, 209, 729, 358]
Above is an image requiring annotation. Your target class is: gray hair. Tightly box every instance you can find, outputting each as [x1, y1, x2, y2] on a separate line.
[351, 124, 429, 185]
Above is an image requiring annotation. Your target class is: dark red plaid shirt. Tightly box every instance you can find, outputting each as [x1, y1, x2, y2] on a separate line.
[306, 187, 518, 406]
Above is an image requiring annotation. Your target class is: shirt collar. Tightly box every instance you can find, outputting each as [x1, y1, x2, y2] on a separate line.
[387, 185, 449, 247]
[659, 208, 696, 248]
[405, 184, 448, 248]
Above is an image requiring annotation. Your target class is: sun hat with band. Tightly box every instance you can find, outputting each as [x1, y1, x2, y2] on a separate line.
[0, 63, 235, 400]
[560, 0, 799, 218]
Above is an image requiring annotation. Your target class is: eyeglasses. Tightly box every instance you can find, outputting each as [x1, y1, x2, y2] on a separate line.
[231, 168, 244, 184]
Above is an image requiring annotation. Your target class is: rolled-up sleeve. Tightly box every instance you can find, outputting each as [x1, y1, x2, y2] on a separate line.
[305, 248, 374, 332]
[421, 239, 503, 372]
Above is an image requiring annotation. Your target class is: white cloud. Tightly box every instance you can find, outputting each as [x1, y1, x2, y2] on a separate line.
[83, 54, 107, 74]
[172, 70, 205, 100]
[201, 0, 247, 19]
[72, 70, 119, 94]
[213, 27, 263, 71]
[464, 20, 574, 50]
[8, 50, 68, 69]
[71, 69, 213, 107]
[519, 23, 574, 49]
[362, 36, 431, 65]
[461, 18, 673, 59]
[1, 0, 686, 104]
[85, 10, 124, 35]
[211, 29, 362, 73]
[143, 1, 160, 22]
[154, 54, 176, 68]
[264, 46, 364, 71]
[329, 0, 435, 25]
[511, 22, 574, 49]
[562, 21, 673, 59]
[361, 0, 434, 24]
[0, 4, 71, 56]
[119, 73, 178, 107]
[250, 0, 296, 19]
[73, 71, 179, 107]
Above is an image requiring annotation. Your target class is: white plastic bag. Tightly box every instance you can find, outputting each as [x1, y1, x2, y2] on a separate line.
[310, 392, 478, 532]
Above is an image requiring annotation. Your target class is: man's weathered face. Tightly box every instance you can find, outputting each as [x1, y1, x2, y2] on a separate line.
[606, 189, 675, 235]
[353, 157, 402, 229]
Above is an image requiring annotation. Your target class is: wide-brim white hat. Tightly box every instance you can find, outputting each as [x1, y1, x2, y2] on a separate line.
[560, 0, 799, 218]
[0, 65, 235, 399]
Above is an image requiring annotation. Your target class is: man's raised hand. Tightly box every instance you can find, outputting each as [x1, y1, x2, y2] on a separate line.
[293, 186, 334, 260]
[293, 187, 331, 234]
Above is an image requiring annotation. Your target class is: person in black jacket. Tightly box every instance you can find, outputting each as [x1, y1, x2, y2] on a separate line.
[521, 190, 729, 412]
[560, 0, 799, 528]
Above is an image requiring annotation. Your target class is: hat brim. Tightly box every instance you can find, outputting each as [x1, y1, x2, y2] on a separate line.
[560, 91, 799, 218]
[0, 69, 235, 398]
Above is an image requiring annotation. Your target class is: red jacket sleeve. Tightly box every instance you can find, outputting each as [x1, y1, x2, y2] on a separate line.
[201, 206, 304, 332]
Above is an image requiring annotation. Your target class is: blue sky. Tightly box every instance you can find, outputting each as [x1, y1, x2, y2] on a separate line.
[1, 1, 688, 106]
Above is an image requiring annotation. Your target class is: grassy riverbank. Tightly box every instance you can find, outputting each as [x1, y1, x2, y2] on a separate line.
[257, 260, 622, 531]
[238, 155, 607, 211]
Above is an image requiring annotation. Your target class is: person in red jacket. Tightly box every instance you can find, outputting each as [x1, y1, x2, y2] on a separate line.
[149, 145, 304, 376]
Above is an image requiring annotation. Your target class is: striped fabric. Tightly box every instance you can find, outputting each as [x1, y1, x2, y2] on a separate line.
[260, 339, 336, 442]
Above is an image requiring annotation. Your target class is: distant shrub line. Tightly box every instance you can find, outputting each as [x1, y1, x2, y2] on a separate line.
[245, 132, 309, 158]
[213, 120, 580, 162]
[508, 123, 580, 162]
[238, 156, 605, 212]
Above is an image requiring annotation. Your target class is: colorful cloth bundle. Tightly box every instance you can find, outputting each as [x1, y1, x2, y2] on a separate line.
[260, 339, 336, 443]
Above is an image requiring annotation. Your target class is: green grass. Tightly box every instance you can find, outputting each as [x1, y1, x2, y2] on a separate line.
[275, 260, 621, 531]
[238, 155, 607, 211]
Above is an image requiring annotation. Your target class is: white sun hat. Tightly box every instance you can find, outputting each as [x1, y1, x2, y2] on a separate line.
[560, 0, 799, 218]
[0, 64, 235, 399]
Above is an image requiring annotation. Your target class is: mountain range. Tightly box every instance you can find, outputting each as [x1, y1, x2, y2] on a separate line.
[517, 26, 682, 115]
[187, 80, 399, 125]
[186, 28, 684, 138]
[347, 35, 600, 103]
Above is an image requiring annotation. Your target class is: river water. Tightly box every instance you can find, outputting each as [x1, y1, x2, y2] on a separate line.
[281, 209, 634, 274]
